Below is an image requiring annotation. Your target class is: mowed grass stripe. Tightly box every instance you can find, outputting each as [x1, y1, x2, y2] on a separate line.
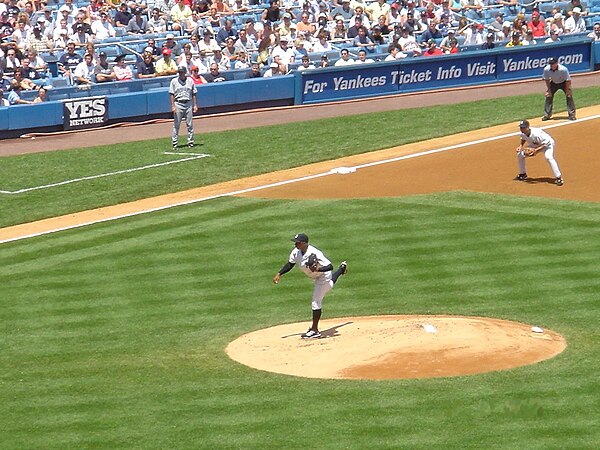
[1, 195, 600, 449]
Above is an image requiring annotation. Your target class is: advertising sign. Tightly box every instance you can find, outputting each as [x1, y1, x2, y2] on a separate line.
[63, 96, 108, 130]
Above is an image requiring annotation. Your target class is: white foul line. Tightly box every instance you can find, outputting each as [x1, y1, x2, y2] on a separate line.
[0, 153, 210, 195]
[1, 115, 598, 245]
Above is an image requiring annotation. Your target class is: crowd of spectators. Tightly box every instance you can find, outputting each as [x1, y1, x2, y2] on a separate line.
[0, 0, 599, 104]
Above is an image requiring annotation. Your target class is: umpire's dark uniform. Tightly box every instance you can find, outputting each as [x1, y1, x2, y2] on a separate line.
[542, 58, 576, 121]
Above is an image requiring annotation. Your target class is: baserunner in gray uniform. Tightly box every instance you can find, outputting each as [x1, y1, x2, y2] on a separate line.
[169, 66, 198, 149]
[542, 57, 576, 121]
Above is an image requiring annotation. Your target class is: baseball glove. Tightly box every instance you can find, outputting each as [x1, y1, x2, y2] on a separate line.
[517, 146, 537, 157]
[306, 253, 319, 272]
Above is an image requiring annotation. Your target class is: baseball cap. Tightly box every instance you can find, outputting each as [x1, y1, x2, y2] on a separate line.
[487, 32, 494, 38]
[519, 120, 530, 129]
[162, 47, 171, 55]
[177, 66, 187, 73]
[166, 33, 175, 39]
[502, 21, 511, 28]
[548, 57, 559, 64]
[448, 29, 456, 34]
[554, 12, 563, 19]
[270, 62, 278, 68]
[114, 54, 126, 62]
[550, 29, 559, 34]
[572, 6, 581, 13]
[512, 31, 520, 37]
[532, 11, 540, 17]
[99, 51, 107, 57]
[279, 35, 289, 41]
[144, 46, 153, 53]
[291, 233, 309, 243]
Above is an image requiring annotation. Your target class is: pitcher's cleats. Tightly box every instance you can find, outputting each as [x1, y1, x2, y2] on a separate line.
[301, 329, 321, 339]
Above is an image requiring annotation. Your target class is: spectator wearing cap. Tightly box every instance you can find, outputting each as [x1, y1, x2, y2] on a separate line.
[113, 53, 133, 81]
[148, 8, 167, 34]
[221, 36, 238, 63]
[420, 19, 443, 46]
[170, 0, 192, 33]
[423, 38, 444, 56]
[481, 31, 496, 49]
[439, 28, 457, 51]
[398, 25, 421, 55]
[71, 22, 92, 47]
[114, 2, 133, 28]
[52, 26, 69, 49]
[136, 48, 157, 78]
[189, 65, 206, 84]
[198, 28, 219, 53]
[73, 52, 95, 84]
[331, 0, 353, 21]
[91, 10, 116, 40]
[458, 20, 484, 46]
[57, 41, 82, 82]
[388, 2, 402, 28]
[505, 31, 523, 47]
[155, 47, 178, 76]
[487, 10, 505, 33]
[216, 19, 237, 46]
[270, 34, 294, 72]
[545, 28, 561, 44]
[163, 33, 183, 56]
[276, 11, 295, 39]
[126, 7, 149, 34]
[263, 60, 281, 77]
[72, 12, 93, 37]
[527, 11, 546, 38]
[565, 0, 588, 17]
[547, 12, 565, 36]
[93, 51, 116, 82]
[211, 47, 230, 71]
[564, 7, 586, 33]
[587, 22, 600, 41]
[26, 23, 53, 53]
[261, 0, 281, 23]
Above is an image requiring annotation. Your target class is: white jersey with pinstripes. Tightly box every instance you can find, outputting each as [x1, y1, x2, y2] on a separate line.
[289, 244, 332, 282]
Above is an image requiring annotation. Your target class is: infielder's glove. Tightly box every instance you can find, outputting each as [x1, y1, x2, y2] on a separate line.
[517, 146, 536, 157]
[306, 253, 319, 272]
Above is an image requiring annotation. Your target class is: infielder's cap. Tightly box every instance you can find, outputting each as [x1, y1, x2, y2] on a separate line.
[177, 66, 187, 73]
[548, 57, 559, 64]
[291, 233, 309, 243]
[519, 119, 530, 129]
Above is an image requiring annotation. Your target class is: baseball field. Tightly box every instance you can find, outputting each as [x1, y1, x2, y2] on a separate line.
[1, 88, 600, 449]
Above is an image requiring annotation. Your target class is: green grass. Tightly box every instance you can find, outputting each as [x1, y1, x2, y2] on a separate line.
[1, 86, 600, 228]
[1, 194, 599, 449]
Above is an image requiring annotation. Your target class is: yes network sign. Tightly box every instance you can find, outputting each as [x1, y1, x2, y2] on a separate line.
[63, 96, 108, 130]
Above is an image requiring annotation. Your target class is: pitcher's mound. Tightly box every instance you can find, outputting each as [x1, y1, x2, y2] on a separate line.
[226, 315, 566, 380]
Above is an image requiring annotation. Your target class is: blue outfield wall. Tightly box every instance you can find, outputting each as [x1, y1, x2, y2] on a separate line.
[295, 41, 593, 104]
[1, 40, 598, 136]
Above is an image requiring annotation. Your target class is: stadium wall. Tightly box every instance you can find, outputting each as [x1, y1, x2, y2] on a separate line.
[1, 40, 598, 139]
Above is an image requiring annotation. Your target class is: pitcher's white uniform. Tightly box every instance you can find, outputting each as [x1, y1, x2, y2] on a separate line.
[518, 126, 562, 178]
[289, 245, 333, 311]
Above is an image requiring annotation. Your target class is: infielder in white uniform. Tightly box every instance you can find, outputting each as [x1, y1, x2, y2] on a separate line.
[515, 119, 564, 186]
[169, 66, 198, 149]
[273, 233, 348, 339]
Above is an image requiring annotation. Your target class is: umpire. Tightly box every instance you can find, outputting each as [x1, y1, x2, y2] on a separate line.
[542, 57, 576, 121]
[169, 66, 198, 149]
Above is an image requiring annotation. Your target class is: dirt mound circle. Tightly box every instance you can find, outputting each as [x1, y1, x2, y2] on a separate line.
[226, 315, 567, 380]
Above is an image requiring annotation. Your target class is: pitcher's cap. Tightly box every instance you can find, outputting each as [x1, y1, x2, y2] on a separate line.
[291, 233, 309, 243]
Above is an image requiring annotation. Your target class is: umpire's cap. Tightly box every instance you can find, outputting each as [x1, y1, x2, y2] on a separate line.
[291, 233, 309, 243]
[519, 119, 530, 129]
